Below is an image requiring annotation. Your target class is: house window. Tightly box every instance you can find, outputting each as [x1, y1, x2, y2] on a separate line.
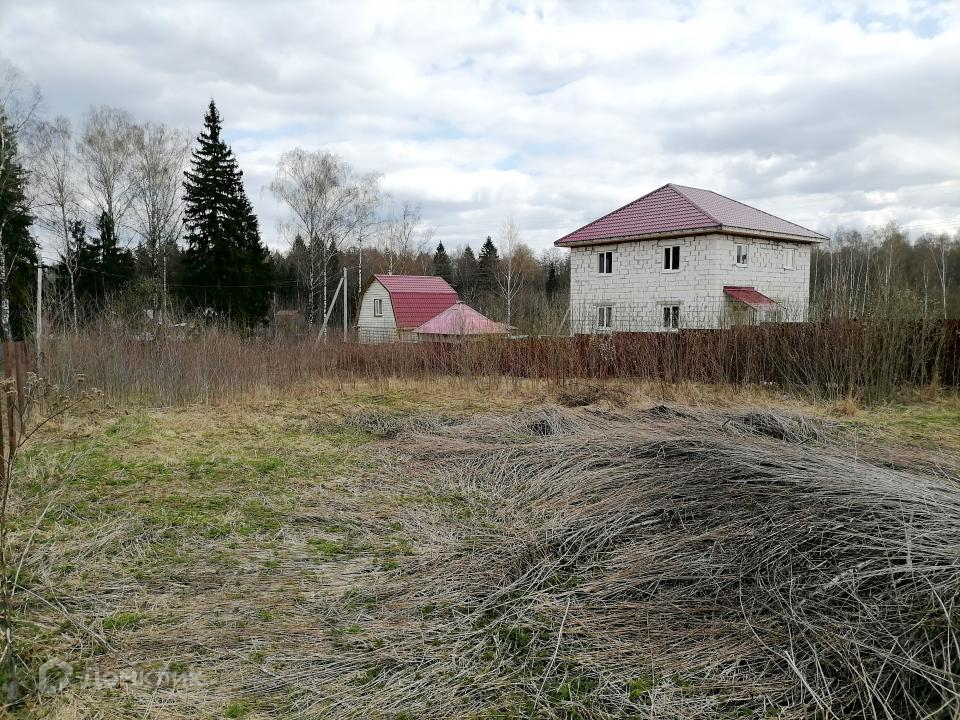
[597, 306, 613, 329]
[373, 298, 383, 317]
[783, 247, 796, 270]
[663, 245, 680, 271]
[662, 305, 680, 330]
[597, 250, 613, 274]
[735, 243, 749, 266]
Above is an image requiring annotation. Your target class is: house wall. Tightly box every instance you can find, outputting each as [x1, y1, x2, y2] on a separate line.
[357, 280, 398, 343]
[568, 234, 812, 334]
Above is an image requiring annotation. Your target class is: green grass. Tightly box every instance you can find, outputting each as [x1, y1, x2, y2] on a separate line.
[102, 611, 146, 631]
[224, 700, 250, 718]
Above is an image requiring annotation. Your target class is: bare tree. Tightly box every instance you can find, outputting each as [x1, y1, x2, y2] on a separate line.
[270, 150, 359, 323]
[380, 202, 432, 275]
[78, 106, 136, 229]
[495, 218, 524, 330]
[346, 172, 382, 298]
[127, 122, 190, 323]
[30, 117, 81, 329]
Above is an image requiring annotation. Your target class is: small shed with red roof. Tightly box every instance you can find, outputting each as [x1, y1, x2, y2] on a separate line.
[357, 274, 460, 343]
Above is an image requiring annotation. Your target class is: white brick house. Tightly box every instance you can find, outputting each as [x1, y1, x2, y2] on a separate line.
[555, 183, 827, 333]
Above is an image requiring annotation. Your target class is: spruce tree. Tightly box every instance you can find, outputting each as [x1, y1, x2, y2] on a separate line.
[477, 235, 499, 292]
[83, 211, 135, 303]
[432, 241, 452, 283]
[182, 100, 272, 325]
[0, 115, 37, 339]
[457, 244, 478, 295]
[545, 260, 558, 297]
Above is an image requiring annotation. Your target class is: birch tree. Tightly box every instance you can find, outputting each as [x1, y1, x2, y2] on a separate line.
[78, 106, 135, 231]
[127, 122, 190, 322]
[270, 150, 358, 323]
[31, 117, 81, 329]
[380, 202, 432, 276]
[347, 172, 381, 298]
[495, 218, 524, 330]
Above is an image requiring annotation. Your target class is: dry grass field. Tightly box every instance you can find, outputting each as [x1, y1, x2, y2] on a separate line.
[10, 379, 960, 719]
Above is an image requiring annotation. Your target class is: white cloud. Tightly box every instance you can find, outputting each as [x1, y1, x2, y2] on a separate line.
[2, 0, 958, 253]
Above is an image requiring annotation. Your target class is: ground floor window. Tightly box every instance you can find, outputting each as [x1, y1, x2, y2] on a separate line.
[597, 305, 613, 329]
[662, 304, 680, 330]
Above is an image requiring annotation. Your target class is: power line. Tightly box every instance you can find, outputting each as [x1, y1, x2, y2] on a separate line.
[38, 258, 304, 289]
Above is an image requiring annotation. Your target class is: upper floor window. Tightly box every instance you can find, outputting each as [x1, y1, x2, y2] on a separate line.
[783, 247, 796, 270]
[598, 251, 613, 274]
[735, 243, 749, 266]
[663, 245, 680, 271]
[597, 305, 613, 329]
[373, 298, 383, 317]
[662, 304, 680, 330]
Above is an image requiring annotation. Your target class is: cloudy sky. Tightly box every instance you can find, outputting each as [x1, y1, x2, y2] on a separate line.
[2, 0, 959, 252]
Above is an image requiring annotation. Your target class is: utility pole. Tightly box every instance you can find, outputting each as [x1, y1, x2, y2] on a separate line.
[161, 247, 168, 326]
[342, 267, 348, 341]
[35, 264, 42, 361]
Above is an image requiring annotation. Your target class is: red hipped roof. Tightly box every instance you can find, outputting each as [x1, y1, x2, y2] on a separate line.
[373, 274, 459, 329]
[723, 286, 780, 311]
[414, 302, 507, 336]
[555, 183, 826, 246]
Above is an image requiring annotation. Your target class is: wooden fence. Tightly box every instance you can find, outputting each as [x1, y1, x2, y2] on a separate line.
[0, 341, 35, 483]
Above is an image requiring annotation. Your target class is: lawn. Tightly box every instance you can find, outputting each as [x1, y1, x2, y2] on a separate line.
[10, 380, 960, 718]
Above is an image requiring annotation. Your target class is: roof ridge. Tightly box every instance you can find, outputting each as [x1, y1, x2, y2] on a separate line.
[671, 184, 824, 238]
[373, 273, 452, 280]
[666, 183, 722, 225]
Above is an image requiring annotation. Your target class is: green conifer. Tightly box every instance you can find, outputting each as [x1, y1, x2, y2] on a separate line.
[182, 100, 272, 324]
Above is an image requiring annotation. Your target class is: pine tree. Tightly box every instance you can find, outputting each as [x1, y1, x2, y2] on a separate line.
[477, 235, 499, 292]
[432, 241, 452, 283]
[181, 100, 272, 325]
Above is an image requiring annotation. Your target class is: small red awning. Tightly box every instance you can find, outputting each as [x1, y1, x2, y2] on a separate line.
[723, 286, 779, 312]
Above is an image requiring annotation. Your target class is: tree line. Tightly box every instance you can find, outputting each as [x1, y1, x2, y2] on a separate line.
[0, 64, 572, 338]
[1, 63, 957, 341]
[811, 221, 960, 320]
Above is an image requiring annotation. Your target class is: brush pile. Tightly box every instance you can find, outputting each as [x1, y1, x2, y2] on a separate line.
[311, 407, 960, 719]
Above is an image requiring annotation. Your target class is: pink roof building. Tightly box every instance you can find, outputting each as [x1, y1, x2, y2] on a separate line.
[556, 183, 826, 246]
[357, 275, 510, 343]
[554, 183, 825, 334]
[414, 302, 508, 340]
